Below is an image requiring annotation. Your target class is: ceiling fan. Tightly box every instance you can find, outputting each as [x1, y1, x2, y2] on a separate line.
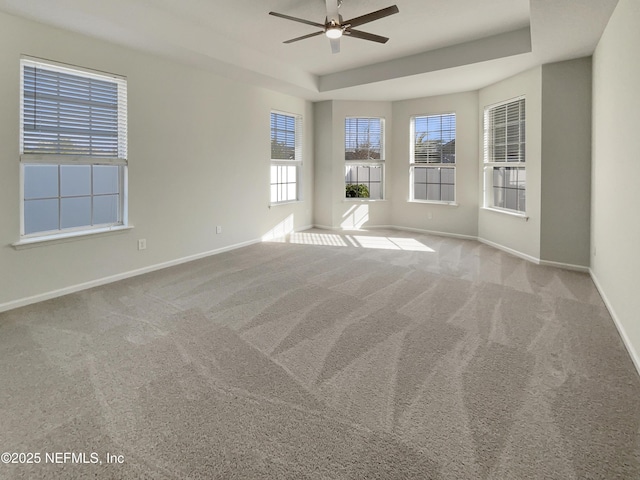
[269, 0, 399, 54]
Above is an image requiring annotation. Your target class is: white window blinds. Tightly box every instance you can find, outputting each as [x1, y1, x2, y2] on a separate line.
[412, 114, 456, 164]
[345, 118, 384, 160]
[484, 97, 525, 163]
[271, 112, 302, 161]
[20, 58, 127, 163]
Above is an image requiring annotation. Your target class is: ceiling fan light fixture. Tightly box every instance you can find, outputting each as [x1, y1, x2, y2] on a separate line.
[325, 26, 343, 39]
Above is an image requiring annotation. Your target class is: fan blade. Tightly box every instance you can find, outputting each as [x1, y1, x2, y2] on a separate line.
[269, 11, 325, 29]
[343, 5, 399, 29]
[346, 29, 389, 44]
[325, 0, 339, 22]
[284, 31, 324, 44]
[330, 37, 340, 54]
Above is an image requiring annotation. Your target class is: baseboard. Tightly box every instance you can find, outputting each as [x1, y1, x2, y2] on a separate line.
[476, 237, 540, 264]
[0, 237, 262, 314]
[589, 269, 640, 377]
[376, 225, 477, 241]
[312, 224, 344, 231]
[538, 259, 589, 273]
[474, 238, 590, 272]
[312, 223, 477, 241]
[262, 224, 316, 241]
[313, 224, 589, 272]
[2, 224, 594, 314]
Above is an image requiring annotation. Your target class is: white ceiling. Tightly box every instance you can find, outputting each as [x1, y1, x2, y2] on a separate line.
[0, 0, 619, 101]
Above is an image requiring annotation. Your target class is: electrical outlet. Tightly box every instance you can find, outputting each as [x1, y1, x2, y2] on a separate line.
[138, 239, 147, 250]
[216, 226, 222, 234]
[427, 212, 433, 220]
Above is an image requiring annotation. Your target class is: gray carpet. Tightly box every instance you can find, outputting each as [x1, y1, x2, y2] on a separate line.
[1, 228, 639, 479]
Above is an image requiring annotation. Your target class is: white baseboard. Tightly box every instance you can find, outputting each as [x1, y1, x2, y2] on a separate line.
[312, 224, 343, 231]
[312, 223, 477, 241]
[262, 224, 315, 241]
[538, 258, 589, 273]
[589, 269, 640, 377]
[476, 237, 589, 272]
[0, 237, 262, 314]
[0, 223, 593, 314]
[476, 237, 540, 264]
[313, 224, 590, 272]
[377, 225, 477, 241]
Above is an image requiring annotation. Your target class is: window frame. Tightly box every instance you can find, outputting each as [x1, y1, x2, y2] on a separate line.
[19, 56, 128, 239]
[344, 116, 385, 201]
[409, 112, 457, 205]
[270, 110, 302, 205]
[483, 96, 526, 215]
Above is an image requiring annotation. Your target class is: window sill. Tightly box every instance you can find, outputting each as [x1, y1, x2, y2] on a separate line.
[269, 200, 302, 207]
[481, 207, 529, 221]
[12, 225, 134, 250]
[343, 199, 387, 203]
[408, 200, 458, 207]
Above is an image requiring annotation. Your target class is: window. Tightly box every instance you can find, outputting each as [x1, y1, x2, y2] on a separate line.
[270, 111, 302, 204]
[345, 117, 384, 199]
[410, 113, 456, 203]
[483, 97, 526, 213]
[409, 113, 456, 203]
[20, 57, 127, 237]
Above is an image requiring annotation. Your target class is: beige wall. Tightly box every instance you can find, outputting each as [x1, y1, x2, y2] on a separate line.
[391, 91, 479, 237]
[313, 101, 334, 228]
[591, 0, 640, 369]
[540, 58, 592, 267]
[477, 67, 543, 261]
[0, 11, 313, 309]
